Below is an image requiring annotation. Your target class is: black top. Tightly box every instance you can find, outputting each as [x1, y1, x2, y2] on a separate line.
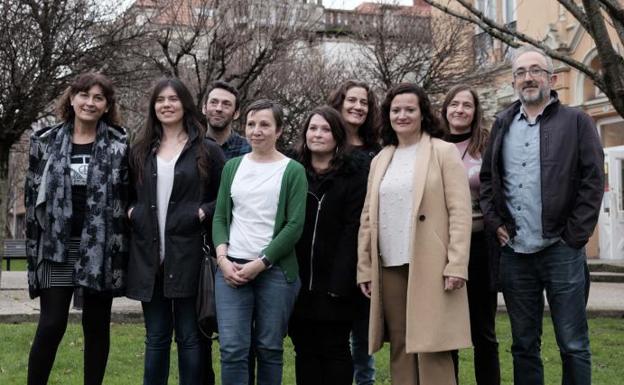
[447, 131, 472, 143]
[351, 142, 382, 163]
[293, 155, 368, 321]
[70, 142, 93, 237]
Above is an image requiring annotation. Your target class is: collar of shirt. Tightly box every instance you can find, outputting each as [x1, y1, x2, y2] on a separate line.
[518, 96, 556, 125]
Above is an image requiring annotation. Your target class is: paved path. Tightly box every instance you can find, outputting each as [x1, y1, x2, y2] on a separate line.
[2, 270, 624, 323]
[0, 271, 142, 323]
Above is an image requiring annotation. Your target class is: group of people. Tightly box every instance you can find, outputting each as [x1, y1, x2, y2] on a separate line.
[24, 45, 603, 385]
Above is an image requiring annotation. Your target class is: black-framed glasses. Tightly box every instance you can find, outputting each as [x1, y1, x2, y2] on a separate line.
[513, 67, 552, 79]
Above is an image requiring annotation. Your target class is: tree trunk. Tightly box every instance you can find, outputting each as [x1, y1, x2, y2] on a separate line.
[0, 143, 10, 284]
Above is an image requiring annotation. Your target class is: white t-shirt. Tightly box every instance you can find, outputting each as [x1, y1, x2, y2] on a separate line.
[378, 144, 418, 267]
[156, 152, 182, 262]
[227, 155, 290, 260]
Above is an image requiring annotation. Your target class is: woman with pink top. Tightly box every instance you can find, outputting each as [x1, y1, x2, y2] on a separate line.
[441, 84, 500, 385]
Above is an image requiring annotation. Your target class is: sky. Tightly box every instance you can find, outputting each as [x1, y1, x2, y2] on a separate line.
[110, 0, 414, 14]
[325, 0, 413, 10]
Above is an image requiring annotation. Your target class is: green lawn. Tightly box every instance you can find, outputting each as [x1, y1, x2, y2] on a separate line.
[0, 316, 622, 384]
[2, 258, 27, 271]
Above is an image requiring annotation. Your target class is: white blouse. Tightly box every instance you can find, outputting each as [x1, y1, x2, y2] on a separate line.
[378, 144, 418, 267]
[156, 151, 182, 263]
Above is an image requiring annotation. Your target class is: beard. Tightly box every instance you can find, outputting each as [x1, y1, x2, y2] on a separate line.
[208, 115, 233, 131]
[517, 82, 550, 106]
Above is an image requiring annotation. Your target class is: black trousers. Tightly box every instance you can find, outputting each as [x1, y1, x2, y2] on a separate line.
[289, 317, 354, 385]
[27, 287, 113, 385]
[452, 231, 501, 385]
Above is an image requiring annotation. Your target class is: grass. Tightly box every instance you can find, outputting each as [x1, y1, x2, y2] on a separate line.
[0, 316, 623, 384]
[2, 258, 27, 272]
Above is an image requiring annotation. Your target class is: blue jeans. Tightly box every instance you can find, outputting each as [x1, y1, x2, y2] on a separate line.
[142, 278, 202, 385]
[501, 242, 591, 385]
[215, 266, 300, 385]
[351, 316, 375, 385]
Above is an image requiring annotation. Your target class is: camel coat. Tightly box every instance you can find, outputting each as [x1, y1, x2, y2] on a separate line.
[357, 133, 473, 354]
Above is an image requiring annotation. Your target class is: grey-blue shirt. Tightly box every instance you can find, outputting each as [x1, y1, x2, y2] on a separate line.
[502, 100, 559, 253]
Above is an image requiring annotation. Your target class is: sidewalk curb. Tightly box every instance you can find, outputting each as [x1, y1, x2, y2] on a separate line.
[0, 311, 144, 324]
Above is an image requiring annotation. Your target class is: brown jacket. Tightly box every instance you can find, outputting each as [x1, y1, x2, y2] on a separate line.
[357, 134, 473, 353]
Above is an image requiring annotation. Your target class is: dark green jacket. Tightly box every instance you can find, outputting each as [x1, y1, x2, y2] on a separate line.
[212, 156, 307, 282]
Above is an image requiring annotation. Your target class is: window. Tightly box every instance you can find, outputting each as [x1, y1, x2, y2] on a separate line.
[583, 56, 605, 102]
[503, 0, 516, 24]
[475, 0, 496, 21]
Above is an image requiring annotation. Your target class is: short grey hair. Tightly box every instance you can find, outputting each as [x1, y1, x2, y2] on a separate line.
[512, 45, 554, 73]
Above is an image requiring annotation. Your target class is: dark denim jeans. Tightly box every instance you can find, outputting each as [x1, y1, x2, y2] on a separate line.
[501, 242, 591, 385]
[141, 278, 202, 385]
[215, 266, 300, 385]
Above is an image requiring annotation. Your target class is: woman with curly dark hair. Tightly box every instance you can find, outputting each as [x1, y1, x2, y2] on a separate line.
[358, 83, 472, 385]
[327, 80, 381, 160]
[25, 72, 129, 385]
[327, 80, 381, 385]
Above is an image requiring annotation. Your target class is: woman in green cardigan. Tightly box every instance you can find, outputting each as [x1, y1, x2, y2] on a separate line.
[212, 99, 307, 385]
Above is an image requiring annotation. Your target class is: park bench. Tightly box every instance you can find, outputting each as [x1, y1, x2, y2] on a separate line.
[2, 239, 27, 271]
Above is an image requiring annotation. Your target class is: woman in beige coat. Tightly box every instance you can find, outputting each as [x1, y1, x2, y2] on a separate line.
[357, 83, 472, 385]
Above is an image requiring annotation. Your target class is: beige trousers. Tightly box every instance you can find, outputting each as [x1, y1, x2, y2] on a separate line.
[381, 265, 457, 385]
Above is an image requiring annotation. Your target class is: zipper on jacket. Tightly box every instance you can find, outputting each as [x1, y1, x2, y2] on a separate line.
[308, 191, 325, 291]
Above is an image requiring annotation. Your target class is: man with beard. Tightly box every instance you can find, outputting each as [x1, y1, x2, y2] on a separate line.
[204, 80, 251, 160]
[480, 46, 603, 385]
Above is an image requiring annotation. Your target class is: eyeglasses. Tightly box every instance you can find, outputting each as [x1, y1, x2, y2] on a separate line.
[513, 67, 552, 79]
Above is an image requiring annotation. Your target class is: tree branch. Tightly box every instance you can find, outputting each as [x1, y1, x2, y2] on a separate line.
[557, 0, 590, 30]
[582, 0, 624, 102]
[423, 0, 604, 90]
[596, 0, 624, 48]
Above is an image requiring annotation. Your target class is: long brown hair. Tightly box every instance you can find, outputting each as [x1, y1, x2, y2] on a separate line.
[131, 77, 208, 183]
[327, 80, 380, 148]
[441, 84, 489, 158]
[56, 72, 121, 126]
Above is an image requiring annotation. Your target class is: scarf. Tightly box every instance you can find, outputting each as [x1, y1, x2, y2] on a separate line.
[41, 120, 114, 291]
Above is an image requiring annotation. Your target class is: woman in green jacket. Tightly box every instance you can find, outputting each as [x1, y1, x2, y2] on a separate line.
[212, 99, 307, 385]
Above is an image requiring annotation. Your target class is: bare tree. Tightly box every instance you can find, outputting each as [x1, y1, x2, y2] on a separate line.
[0, 0, 145, 274]
[422, 0, 624, 118]
[5, 132, 29, 239]
[128, 0, 324, 110]
[252, 47, 354, 149]
[352, 4, 475, 93]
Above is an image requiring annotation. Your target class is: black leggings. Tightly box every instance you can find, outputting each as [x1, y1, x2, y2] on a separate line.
[451, 231, 500, 385]
[290, 317, 354, 385]
[27, 287, 113, 385]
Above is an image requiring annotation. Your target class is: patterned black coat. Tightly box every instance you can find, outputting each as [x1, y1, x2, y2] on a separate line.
[25, 122, 130, 299]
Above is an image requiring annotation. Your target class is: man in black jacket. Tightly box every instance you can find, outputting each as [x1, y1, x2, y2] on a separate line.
[480, 46, 604, 385]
